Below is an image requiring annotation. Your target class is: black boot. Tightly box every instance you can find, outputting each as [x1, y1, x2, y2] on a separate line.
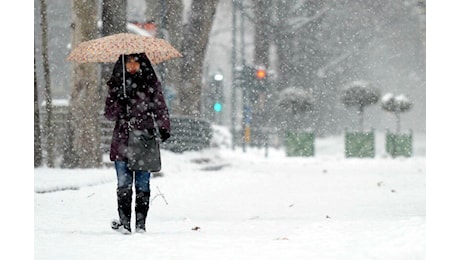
[114, 187, 132, 234]
[135, 191, 150, 233]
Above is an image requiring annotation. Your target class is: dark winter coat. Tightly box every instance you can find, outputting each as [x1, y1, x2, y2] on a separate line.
[104, 53, 170, 161]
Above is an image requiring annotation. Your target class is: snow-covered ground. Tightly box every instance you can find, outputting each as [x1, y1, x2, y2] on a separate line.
[33, 132, 426, 259]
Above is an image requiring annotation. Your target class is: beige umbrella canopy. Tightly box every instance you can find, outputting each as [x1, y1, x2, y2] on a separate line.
[66, 33, 182, 64]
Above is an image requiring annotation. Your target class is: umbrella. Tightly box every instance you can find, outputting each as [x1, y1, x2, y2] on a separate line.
[66, 32, 182, 64]
[66, 33, 182, 97]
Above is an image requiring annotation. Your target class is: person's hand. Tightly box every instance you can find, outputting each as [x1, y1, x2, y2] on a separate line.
[159, 129, 171, 142]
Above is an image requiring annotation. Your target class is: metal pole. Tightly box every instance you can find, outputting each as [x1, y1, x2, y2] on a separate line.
[231, 0, 237, 150]
[157, 0, 166, 83]
[122, 54, 126, 96]
[240, 0, 247, 153]
[240, 0, 245, 68]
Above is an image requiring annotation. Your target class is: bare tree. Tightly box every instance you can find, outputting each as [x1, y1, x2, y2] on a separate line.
[39, 0, 54, 167]
[146, 0, 219, 117]
[68, 0, 101, 168]
[34, 56, 43, 167]
[179, 0, 219, 116]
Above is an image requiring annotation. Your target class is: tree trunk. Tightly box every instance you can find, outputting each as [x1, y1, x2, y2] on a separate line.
[178, 0, 219, 117]
[358, 105, 364, 132]
[101, 0, 126, 36]
[69, 0, 102, 168]
[34, 56, 43, 168]
[101, 0, 127, 104]
[396, 112, 401, 133]
[146, 0, 218, 117]
[146, 0, 184, 114]
[145, 0, 161, 25]
[40, 0, 54, 168]
[273, 0, 293, 92]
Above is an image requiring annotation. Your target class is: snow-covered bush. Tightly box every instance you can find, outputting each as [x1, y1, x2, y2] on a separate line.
[277, 87, 314, 115]
[276, 87, 314, 132]
[341, 80, 380, 131]
[381, 93, 413, 132]
[277, 87, 315, 156]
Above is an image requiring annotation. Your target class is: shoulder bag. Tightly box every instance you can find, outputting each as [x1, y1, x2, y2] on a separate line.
[127, 125, 162, 172]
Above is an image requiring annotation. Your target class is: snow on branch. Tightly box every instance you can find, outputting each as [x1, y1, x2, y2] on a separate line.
[289, 6, 329, 31]
[317, 51, 353, 78]
[341, 80, 380, 107]
[381, 93, 413, 113]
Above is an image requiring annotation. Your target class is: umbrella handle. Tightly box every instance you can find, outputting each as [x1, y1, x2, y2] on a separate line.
[122, 54, 126, 97]
[121, 54, 130, 115]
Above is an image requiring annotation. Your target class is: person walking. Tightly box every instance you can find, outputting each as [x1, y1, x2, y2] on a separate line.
[104, 52, 171, 234]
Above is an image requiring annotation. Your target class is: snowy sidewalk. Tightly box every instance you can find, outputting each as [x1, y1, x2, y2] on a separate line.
[35, 143, 425, 260]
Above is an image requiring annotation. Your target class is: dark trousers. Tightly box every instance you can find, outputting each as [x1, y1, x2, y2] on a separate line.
[114, 160, 151, 231]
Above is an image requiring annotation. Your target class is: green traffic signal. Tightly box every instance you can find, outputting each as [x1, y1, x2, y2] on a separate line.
[213, 102, 222, 112]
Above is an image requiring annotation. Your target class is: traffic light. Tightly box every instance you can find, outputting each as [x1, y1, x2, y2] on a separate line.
[207, 73, 224, 124]
[238, 65, 269, 91]
[211, 73, 223, 113]
[213, 102, 222, 112]
[254, 66, 267, 91]
[255, 68, 266, 80]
